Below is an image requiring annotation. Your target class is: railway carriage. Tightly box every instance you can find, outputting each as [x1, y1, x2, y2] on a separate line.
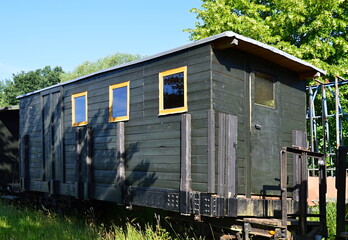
[17, 31, 326, 238]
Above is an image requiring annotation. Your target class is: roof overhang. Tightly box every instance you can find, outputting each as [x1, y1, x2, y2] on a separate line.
[17, 31, 325, 99]
[211, 32, 325, 79]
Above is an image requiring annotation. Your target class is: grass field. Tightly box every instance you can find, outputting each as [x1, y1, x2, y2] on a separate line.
[0, 199, 199, 240]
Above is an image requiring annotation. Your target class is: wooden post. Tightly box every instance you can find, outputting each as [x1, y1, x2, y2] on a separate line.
[318, 156, 327, 238]
[280, 148, 288, 231]
[292, 130, 307, 201]
[180, 114, 191, 214]
[117, 122, 125, 200]
[75, 127, 82, 199]
[208, 109, 215, 193]
[86, 127, 93, 199]
[336, 146, 347, 238]
[217, 113, 226, 196]
[299, 151, 308, 237]
[225, 114, 237, 198]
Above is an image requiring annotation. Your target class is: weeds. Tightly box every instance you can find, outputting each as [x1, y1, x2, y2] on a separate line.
[310, 202, 337, 240]
[0, 199, 204, 240]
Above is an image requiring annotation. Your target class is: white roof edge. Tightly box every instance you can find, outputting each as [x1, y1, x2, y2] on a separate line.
[17, 31, 325, 99]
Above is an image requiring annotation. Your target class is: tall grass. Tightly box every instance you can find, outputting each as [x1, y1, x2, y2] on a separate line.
[0, 200, 97, 240]
[0, 200, 203, 240]
[310, 202, 337, 240]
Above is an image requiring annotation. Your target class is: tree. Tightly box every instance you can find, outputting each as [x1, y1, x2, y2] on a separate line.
[61, 52, 143, 82]
[186, 0, 348, 78]
[0, 66, 63, 106]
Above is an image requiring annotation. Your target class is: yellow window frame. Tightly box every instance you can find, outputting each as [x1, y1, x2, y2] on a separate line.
[71, 91, 88, 127]
[109, 81, 130, 122]
[159, 66, 188, 116]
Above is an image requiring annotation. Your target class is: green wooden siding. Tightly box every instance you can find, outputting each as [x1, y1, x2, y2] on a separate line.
[19, 41, 307, 201]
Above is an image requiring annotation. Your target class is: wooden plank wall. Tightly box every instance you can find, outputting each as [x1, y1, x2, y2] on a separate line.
[60, 44, 213, 200]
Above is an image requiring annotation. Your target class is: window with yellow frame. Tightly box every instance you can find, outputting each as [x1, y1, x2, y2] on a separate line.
[72, 91, 88, 126]
[159, 66, 187, 115]
[109, 81, 130, 122]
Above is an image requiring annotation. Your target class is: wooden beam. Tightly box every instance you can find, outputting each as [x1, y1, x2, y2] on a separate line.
[117, 122, 125, 192]
[292, 130, 307, 201]
[86, 127, 93, 199]
[225, 114, 237, 198]
[75, 127, 82, 199]
[336, 146, 348, 238]
[217, 113, 226, 196]
[180, 114, 191, 214]
[208, 109, 215, 193]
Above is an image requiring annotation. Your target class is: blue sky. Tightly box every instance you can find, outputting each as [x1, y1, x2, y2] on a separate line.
[0, 0, 202, 81]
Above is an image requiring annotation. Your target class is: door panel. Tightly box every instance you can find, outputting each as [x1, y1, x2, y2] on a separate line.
[250, 72, 281, 196]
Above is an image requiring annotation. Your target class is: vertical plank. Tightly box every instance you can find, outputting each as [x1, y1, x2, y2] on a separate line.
[53, 91, 64, 183]
[292, 130, 307, 201]
[60, 88, 65, 183]
[217, 113, 226, 196]
[245, 70, 252, 198]
[299, 151, 308, 237]
[180, 114, 191, 214]
[117, 122, 125, 189]
[318, 155, 327, 237]
[42, 94, 51, 181]
[225, 114, 237, 198]
[86, 127, 93, 199]
[280, 148, 288, 229]
[75, 127, 82, 199]
[207, 109, 215, 193]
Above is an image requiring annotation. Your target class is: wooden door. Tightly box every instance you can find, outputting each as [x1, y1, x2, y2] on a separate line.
[250, 72, 281, 196]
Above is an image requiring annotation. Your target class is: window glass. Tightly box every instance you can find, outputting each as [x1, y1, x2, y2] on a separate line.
[255, 73, 275, 108]
[72, 92, 88, 126]
[159, 66, 187, 115]
[109, 82, 129, 122]
[163, 72, 184, 109]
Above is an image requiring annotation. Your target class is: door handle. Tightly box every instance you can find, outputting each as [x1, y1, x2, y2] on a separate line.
[254, 124, 262, 130]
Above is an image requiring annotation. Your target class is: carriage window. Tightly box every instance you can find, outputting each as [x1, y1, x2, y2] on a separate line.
[109, 81, 130, 122]
[255, 73, 275, 108]
[159, 66, 187, 115]
[72, 91, 88, 126]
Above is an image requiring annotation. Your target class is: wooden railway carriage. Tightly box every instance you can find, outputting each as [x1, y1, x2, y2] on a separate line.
[18, 32, 325, 221]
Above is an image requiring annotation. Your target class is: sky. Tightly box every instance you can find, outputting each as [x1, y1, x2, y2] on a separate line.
[0, 0, 202, 81]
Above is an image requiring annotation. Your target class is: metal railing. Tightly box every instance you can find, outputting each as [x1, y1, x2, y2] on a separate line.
[307, 76, 348, 177]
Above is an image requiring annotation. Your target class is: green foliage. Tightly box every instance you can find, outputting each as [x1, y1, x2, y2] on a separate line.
[0, 66, 63, 107]
[310, 202, 337, 240]
[186, 0, 348, 78]
[61, 52, 143, 82]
